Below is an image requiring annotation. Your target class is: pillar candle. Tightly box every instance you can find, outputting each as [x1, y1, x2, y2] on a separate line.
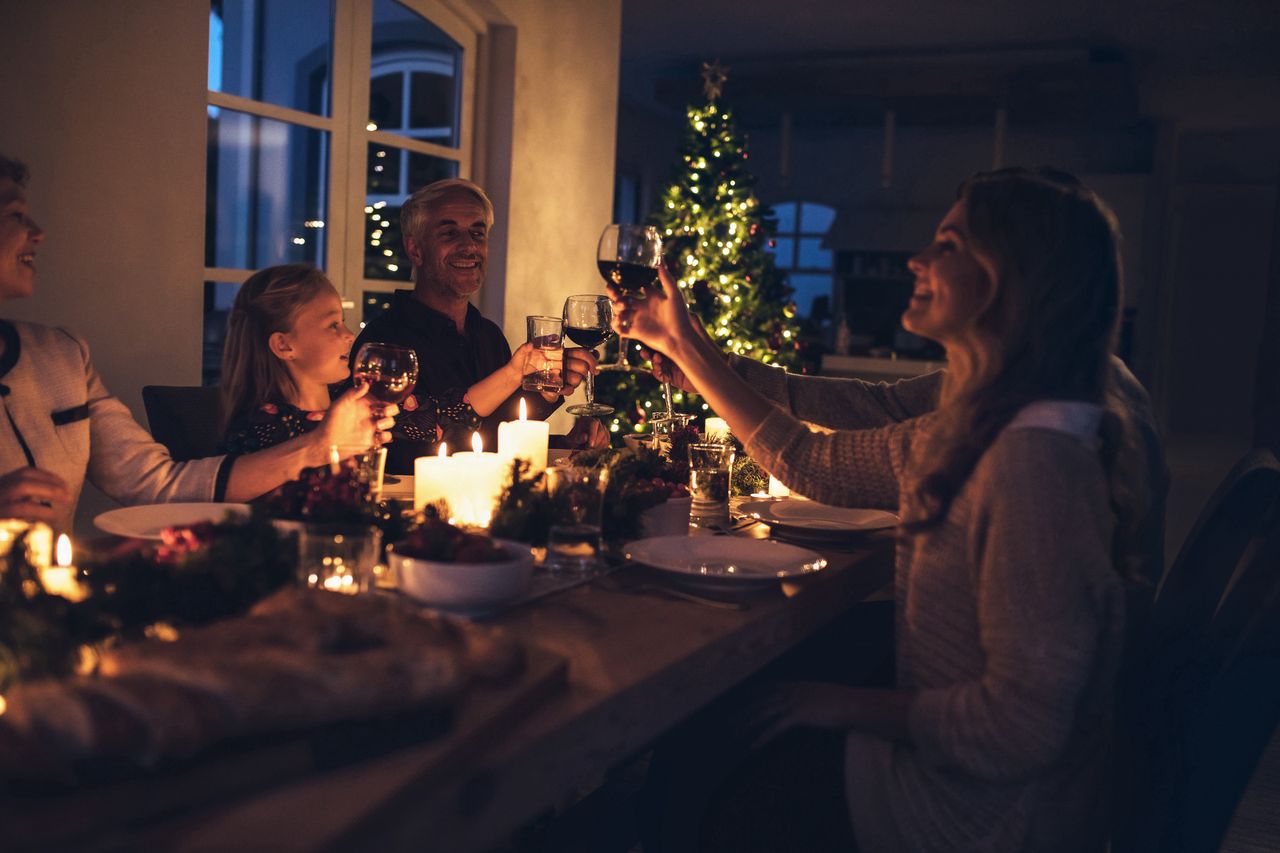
[498, 398, 550, 475]
[704, 417, 730, 444]
[414, 444, 456, 512]
[450, 433, 507, 528]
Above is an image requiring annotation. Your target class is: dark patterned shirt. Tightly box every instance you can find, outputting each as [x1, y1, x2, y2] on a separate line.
[222, 391, 481, 456]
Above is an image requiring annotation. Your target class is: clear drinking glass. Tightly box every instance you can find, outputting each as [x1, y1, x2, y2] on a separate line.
[688, 443, 735, 529]
[544, 465, 610, 575]
[297, 524, 383, 595]
[562, 294, 614, 417]
[596, 224, 662, 372]
[352, 341, 418, 444]
[522, 315, 565, 394]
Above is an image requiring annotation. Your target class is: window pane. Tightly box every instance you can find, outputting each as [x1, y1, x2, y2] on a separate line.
[202, 280, 241, 386]
[769, 237, 794, 267]
[369, 73, 403, 131]
[206, 108, 328, 269]
[799, 203, 835, 234]
[367, 142, 401, 195]
[772, 202, 796, 233]
[798, 238, 832, 269]
[364, 145, 459, 281]
[370, 0, 462, 147]
[209, 0, 333, 116]
[362, 290, 396, 328]
[788, 273, 833, 319]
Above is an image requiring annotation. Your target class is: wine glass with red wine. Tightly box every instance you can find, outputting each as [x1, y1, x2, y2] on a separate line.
[562, 294, 614, 417]
[351, 342, 419, 449]
[596, 224, 662, 372]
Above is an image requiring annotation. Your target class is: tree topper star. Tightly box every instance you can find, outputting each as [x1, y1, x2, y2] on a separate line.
[701, 60, 730, 101]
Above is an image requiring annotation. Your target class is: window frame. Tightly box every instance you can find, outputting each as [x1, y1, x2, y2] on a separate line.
[203, 0, 479, 308]
[769, 200, 836, 318]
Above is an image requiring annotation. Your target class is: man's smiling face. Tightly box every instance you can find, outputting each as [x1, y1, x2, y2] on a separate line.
[0, 178, 43, 301]
[405, 189, 489, 303]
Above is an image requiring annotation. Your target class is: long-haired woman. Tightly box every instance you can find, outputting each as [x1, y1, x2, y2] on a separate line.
[613, 169, 1142, 852]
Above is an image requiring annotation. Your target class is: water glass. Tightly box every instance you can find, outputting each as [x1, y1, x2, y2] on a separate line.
[651, 412, 695, 459]
[544, 465, 610, 575]
[688, 443, 735, 529]
[297, 524, 383, 595]
[522, 315, 565, 393]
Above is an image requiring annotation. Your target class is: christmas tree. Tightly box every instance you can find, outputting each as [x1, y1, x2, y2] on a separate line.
[595, 61, 807, 437]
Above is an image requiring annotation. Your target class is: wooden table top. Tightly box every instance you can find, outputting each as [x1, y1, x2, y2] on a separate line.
[139, 531, 896, 852]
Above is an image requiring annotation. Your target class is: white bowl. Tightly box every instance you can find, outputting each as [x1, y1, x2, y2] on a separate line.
[639, 496, 692, 538]
[388, 538, 535, 610]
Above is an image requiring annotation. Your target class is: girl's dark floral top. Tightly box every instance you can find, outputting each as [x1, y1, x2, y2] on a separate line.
[222, 389, 481, 455]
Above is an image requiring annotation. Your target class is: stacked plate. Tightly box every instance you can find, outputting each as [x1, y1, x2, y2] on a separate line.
[736, 498, 898, 546]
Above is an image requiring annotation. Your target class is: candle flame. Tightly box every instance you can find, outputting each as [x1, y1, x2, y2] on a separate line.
[519, 397, 528, 422]
[471, 432, 483, 454]
[55, 534, 72, 568]
[439, 443, 448, 458]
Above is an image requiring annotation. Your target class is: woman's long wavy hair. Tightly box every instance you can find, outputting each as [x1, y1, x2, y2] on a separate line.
[220, 263, 335, 432]
[907, 168, 1145, 579]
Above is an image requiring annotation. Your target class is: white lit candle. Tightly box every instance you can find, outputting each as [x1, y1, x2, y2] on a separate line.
[414, 443, 455, 512]
[768, 475, 791, 498]
[41, 534, 87, 601]
[498, 398, 550, 475]
[450, 432, 507, 528]
[704, 417, 730, 444]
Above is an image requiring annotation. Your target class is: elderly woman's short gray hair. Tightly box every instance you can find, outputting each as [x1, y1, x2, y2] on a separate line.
[399, 178, 494, 241]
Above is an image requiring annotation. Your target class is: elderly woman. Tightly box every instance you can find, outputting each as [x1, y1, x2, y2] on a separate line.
[0, 154, 392, 530]
[614, 169, 1144, 852]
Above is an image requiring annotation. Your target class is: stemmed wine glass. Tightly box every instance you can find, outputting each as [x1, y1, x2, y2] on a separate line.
[351, 341, 419, 449]
[562, 295, 614, 417]
[596, 224, 662, 373]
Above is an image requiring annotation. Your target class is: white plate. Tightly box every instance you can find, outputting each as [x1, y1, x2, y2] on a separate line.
[737, 499, 898, 538]
[624, 535, 827, 586]
[94, 503, 251, 540]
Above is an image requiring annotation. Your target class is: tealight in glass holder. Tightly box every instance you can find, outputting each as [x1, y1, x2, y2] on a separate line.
[297, 524, 383, 595]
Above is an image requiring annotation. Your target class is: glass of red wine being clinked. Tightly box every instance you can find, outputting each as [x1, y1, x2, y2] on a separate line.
[351, 342, 418, 486]
[562, 294, 614, 417]
[596, 224, 662, 373]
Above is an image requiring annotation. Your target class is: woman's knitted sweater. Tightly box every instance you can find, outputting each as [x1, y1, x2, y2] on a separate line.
[744, 402, 1125, 853]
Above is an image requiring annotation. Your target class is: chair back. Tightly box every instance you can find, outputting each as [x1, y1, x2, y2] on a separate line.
[1146, 449, 1280, 657]
[1113, 448, 1280, 853]
[141, 385, 225, 461]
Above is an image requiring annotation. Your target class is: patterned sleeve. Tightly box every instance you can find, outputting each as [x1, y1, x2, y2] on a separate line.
[743, 406, 931, 510]
[222, 405, 316, 455]
[393, 388, 481, 450]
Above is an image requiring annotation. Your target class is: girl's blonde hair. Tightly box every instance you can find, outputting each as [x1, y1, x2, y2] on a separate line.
[220, 263, 335, 431]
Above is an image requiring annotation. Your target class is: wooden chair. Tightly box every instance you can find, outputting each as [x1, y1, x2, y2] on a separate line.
[1114, 448, 1280, 853]
[141, 385, 225, 462]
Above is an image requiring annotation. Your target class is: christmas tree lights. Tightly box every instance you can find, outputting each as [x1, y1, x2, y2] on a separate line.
[595, 63, 807, 435]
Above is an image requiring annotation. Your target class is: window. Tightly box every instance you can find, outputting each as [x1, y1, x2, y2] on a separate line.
[203, 0, 477, 382]
[766, 201, 835, 321]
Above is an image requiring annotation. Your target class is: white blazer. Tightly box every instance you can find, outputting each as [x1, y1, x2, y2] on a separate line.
[0, 320, 228, 532]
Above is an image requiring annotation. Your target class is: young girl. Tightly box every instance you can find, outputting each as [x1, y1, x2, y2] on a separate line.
[220, 263, 535, 455]
[612, 169, 1144, 852]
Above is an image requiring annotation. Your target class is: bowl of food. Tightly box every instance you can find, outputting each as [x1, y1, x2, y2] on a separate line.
[389, 518, 535, 610]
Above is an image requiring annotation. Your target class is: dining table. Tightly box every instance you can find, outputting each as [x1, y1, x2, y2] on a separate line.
[23, 502, 897, 852]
